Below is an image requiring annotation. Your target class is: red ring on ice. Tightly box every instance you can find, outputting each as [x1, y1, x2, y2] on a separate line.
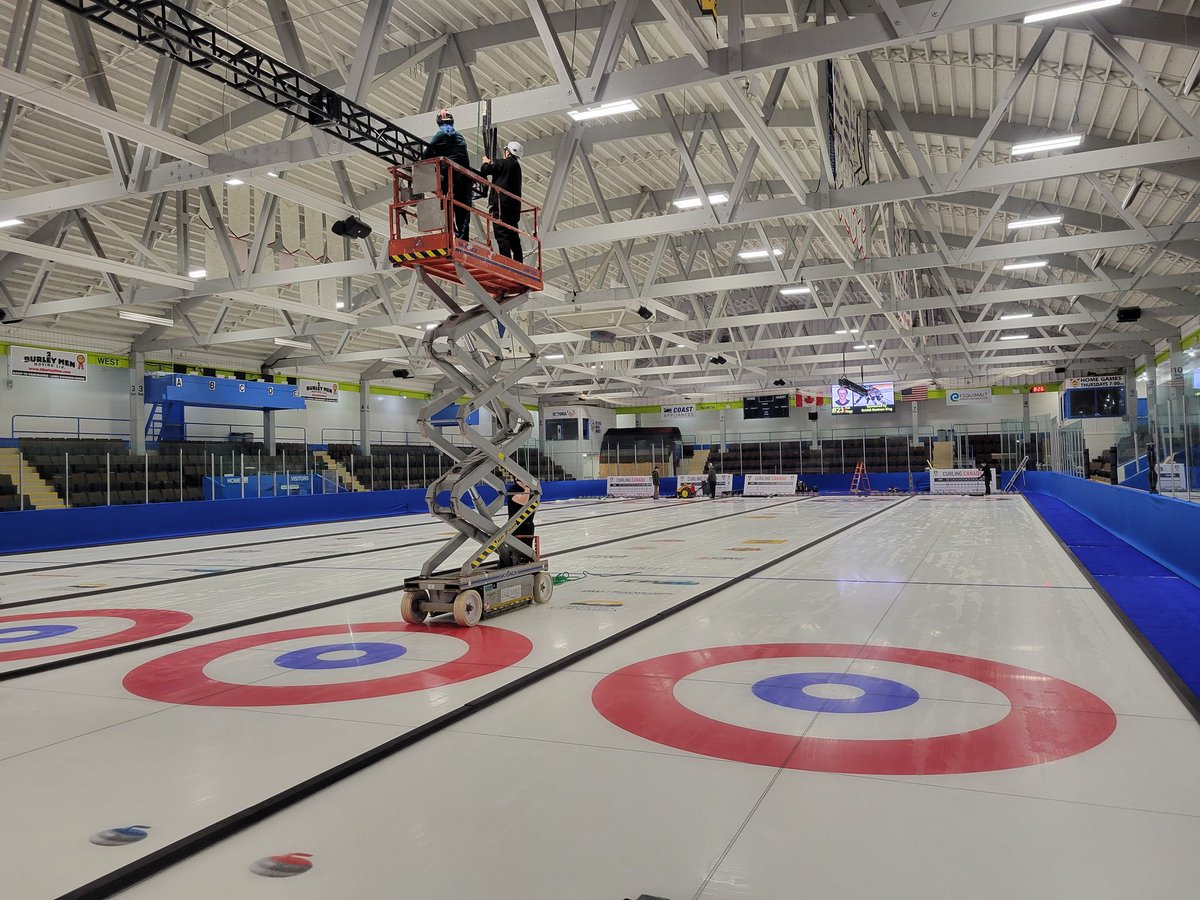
[0, 608, 192, 662]
[122, 622, 532, 706]
[591, 643, 1117, 775]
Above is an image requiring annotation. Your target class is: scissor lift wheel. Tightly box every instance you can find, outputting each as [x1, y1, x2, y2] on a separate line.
[453, 589, 484, 626]
[400, 589, 429, 625]
[533, 571, 554, 604]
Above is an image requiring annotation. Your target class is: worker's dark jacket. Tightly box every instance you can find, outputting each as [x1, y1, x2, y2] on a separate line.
[480, 156, 522, 214]
[422, 128, 473, 203]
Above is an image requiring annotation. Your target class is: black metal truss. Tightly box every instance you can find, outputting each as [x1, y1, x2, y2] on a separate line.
[51, 0, 429, 166]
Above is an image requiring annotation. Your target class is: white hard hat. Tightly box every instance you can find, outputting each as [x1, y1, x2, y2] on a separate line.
[505, 140, 524, 157]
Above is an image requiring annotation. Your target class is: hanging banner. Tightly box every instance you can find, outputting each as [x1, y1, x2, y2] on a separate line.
[796, 393, 826, 407]
[296, 379, 339, 402]
[929, 468, 984, 495]
[743, 474, 797, 497]
[9, 345, 87, 381]
[1062, 375, 1125, 390]
[661, 404, 696, 419]
[946, 388, 992, 406]
[606, 475, 654, 498]
[679, 473, 733, 495]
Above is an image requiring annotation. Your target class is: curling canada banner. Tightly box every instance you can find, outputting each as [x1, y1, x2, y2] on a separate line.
[9, 345, 87, 381]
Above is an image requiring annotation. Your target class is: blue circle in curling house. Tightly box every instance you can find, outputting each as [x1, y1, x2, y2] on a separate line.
[752, 672, 920, 714]
[0, 624, 79, 644]
[274, 641, 407, 670]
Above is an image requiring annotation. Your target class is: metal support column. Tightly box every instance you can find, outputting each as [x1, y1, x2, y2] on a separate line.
[129, 351, 146, 455]
[359, 375, 372, 457]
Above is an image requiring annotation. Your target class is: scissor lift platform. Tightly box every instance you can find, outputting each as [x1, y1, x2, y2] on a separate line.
[388, 158, 543, 298]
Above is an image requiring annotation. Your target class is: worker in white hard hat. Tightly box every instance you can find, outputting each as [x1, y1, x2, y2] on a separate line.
[480, 140, 524, 263]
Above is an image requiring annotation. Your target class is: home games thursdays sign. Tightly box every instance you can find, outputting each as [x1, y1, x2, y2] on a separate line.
[9, 345, 88, 381]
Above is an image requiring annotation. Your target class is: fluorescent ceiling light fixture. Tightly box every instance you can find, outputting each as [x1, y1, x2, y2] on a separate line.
[1007, 215, 1062, 230]
[780, 286, 812, 295]
[1010, 135, 1083, 155]
[1024, 0, 1121, 24]
[998, 333, 1030, 341]
[567, 99, 638, 121]
[834, 328, 860, 334]
[1002, 260, 1048, 271]
[853, 344, 869, 350]
[118, 310, 173, 327]
[425, 323, 437, 330]
[672, 192, 730, 210]
[545, 353, 565, 360]
[675, 344, 686, 348]
[274, 337, 311, 349]
[266, 171, 279, 178]
[1000, 312, 1035, 320]
[738, 248, 783, 260]
[187, 268, 207, 278]
[224, 177, 245, 186]
[335, 301, 345, 309]
[0, 218, 23, 228]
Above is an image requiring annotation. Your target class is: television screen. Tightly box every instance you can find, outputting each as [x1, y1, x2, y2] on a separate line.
[1063, 386, 1125, 419]
[743, 394, 790, 419]
[829, 381, 895, 414]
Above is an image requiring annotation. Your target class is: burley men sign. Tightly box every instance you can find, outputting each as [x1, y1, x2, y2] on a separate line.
[9, 345, 88, 381]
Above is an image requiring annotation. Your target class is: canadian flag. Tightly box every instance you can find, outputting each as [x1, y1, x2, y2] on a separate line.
[796, 393, 827, 407]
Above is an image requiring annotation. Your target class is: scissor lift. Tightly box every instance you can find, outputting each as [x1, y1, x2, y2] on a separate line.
[36, 1, 554, 627]
[390, 159, 553, 626]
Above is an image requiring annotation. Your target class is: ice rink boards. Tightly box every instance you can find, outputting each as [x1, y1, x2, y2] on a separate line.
[1, 494, 1197, 899]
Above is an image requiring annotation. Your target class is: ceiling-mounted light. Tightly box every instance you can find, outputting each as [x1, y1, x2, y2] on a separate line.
[266, 171, 280, 178]
[1002, 260, 1048, 271]
[545, 353, 565, 359]
[1010, 135, 1083, 156]
[675, 344, 686, 348]
[187, 268, 207, 278]
[567, 99, 638, 121]
[1000, 311, 1035, 320]
[853, 344, 869, 350]
[834, 328, 860, 335]
[118, 310, 174, 327]
[636, 305, 653, 320]
[392, 368, 412, 379]
[425, 323, 437, 330]
[224, 177, 245, 186]
[672, 192, 730, 210]
[0, 218, 24, 229]
[999, 333, 1030, 341]
[780, 286, 811, 295]
[1023, 0, 1121, 24]
[274, 337, 312, 349]
[1007, 215, 1062, 230]
[710, 355, 728, 365]
[335, 301, 345, 309]
[738, 248, 783, 260]
[1121, 178, 1144, 210]
[772, 379, 786, 387]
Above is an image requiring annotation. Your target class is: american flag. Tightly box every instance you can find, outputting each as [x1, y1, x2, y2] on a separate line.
[900, 385, 929, 402]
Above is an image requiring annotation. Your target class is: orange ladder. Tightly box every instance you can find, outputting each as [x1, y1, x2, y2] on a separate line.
[848, 460, 872, 496]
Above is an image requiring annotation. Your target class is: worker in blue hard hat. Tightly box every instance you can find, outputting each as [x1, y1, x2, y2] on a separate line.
[480, 140, 524, 263]
[422, 109, 473, 241]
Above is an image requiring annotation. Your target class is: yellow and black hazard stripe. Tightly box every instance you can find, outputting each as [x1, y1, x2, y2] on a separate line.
[470, 499, 539, 568]
[390, 248, 450, 263]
